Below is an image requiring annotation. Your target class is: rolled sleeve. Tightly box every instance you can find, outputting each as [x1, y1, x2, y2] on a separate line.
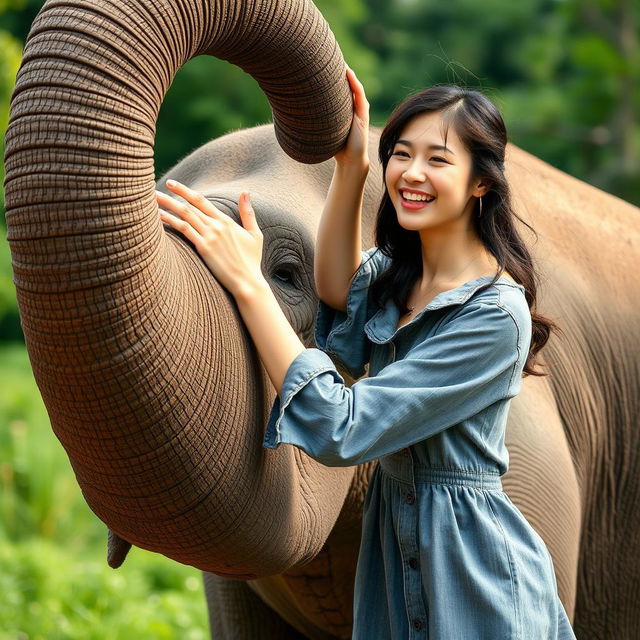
[263, 348, 339, 449]
[314, 246, 390, 380]
[264, 302, 522, 468]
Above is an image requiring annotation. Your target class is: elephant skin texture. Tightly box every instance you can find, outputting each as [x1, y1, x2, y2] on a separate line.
[4, 0, 640, 638]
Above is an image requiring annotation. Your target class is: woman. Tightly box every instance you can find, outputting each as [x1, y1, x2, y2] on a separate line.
[157, 68, 577, 639]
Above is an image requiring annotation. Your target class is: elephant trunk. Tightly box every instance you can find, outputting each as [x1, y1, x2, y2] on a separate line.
[4, 0, 354, 576]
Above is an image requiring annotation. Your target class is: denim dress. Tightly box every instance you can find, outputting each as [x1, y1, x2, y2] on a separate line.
[263, 247, 577, 640]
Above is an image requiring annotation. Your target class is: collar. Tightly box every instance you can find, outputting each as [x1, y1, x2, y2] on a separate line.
[364, 275, 525, 344]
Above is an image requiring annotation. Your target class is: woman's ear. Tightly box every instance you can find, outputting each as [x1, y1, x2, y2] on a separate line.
[473, 180, 492, 198]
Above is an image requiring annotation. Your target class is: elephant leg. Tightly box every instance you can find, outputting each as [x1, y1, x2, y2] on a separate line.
[203, 573, 307, 640]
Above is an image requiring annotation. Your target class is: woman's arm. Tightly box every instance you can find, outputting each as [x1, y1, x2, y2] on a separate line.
[235, 277, 307, 396]
[314, 67, 370, 312]
[264, 302, 522, 467]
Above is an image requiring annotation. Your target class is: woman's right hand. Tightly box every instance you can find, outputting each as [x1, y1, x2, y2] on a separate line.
[334, 66, 370, 172]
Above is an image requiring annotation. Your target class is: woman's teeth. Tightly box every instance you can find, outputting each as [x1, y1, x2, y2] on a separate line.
[402, 192, 435, 202]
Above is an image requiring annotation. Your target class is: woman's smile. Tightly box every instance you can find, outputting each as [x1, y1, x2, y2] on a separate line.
[399, 187, 436, 211]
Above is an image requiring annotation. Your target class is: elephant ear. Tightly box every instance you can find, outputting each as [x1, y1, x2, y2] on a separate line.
[107, 529, 133, 569]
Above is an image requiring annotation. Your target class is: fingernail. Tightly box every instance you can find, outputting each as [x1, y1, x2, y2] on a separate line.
[166, 179, 177, 187]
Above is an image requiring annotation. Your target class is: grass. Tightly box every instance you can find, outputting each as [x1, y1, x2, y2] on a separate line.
[0, 343, 208, 638]
[0, 539, 208, 640]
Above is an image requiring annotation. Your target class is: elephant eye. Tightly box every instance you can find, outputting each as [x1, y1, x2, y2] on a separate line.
[273, 267, 297, 285]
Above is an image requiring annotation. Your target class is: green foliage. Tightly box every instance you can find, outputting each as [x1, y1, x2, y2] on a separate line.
[155, 57, 272, 177]
[0, 343, 88, 542]
[0, 228, 21, 342]
[0, 28, 23, 215]
[0, 539, 207, 639]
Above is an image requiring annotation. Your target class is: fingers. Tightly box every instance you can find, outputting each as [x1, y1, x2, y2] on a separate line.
[158, 206, 203, 246]
[156, 190, 211, 237]
[166, 179, 226, 222]
[157, 185, 260, 242]
[157, 179, 231, 238]
[345, 66, 369, 122]
[238, 192, 261, 235]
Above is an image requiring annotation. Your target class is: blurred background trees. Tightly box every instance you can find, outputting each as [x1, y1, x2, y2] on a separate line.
[0, 0, 637, 635]
[1, 0, 639, 343]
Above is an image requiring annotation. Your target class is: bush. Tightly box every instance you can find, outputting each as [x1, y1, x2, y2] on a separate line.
[0, 539, 207, 639]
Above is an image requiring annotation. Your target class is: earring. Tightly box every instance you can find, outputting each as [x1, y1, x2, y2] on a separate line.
[478, 196, 483, 218]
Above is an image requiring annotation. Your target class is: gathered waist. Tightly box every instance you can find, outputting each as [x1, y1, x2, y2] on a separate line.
[378, 453, 503, 491]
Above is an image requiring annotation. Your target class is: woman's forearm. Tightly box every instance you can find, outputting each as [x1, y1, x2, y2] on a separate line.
[235, 276, 307, 396]
[314, 162, 369, 311]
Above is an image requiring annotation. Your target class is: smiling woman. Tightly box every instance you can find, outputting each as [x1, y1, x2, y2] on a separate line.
[387, 115, 481, 219]
[273, 80, 577, 639]
[155, 64, 577, 637]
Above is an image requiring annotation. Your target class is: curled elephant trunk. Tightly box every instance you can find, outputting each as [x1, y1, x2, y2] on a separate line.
[4, 0, 355, 576]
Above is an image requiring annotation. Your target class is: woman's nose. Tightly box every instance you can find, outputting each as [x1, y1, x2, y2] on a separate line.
[402, 160, 427, 183]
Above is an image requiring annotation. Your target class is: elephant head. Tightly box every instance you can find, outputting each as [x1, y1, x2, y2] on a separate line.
[4, 0, 368, 579]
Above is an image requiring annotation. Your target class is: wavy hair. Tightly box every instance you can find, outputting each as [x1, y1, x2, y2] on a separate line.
[369, 85, 559, 377]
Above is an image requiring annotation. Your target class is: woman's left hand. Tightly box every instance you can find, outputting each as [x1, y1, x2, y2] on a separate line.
[157, 180, 265, 298]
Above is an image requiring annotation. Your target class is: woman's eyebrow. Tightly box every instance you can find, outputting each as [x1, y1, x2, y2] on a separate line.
[396, 139, 456, 155]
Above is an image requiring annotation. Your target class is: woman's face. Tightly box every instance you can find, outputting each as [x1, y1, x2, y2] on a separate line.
[384, 110, 485, 234]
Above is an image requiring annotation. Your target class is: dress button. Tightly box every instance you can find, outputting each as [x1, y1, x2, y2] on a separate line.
[413, 619, 423, 630]
[409, 557, 418, 569]
[406, 492, 415, 505]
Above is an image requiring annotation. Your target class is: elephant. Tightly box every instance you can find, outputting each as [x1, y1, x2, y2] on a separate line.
[4, 0, 639, 638]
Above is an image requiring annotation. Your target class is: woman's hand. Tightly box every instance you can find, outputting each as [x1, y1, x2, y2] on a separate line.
[157, 180, 265, 298]
[334, 66, 370, 172]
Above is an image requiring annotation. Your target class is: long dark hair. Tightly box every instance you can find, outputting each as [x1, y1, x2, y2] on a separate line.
[369, 85, 559, 377]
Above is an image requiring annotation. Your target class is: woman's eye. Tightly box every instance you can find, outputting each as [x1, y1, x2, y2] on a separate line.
[431, 157, 447, 163]
[392, 151, 410, 158]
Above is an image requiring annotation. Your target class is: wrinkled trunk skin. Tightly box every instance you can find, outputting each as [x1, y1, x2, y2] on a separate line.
[4, 0, 354, 577]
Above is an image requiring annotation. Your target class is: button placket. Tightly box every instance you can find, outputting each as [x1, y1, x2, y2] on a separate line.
[398, 470, 426, 637]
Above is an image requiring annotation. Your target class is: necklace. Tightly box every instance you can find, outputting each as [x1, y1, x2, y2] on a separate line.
[403, 252, 484, 318]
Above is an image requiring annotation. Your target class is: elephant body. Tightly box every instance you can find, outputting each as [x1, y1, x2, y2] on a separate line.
[5, 1, 639, 638]
[164, 124, 638, 639]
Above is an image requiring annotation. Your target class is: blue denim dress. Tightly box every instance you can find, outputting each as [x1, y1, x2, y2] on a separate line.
[263, 247, 577, 639]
